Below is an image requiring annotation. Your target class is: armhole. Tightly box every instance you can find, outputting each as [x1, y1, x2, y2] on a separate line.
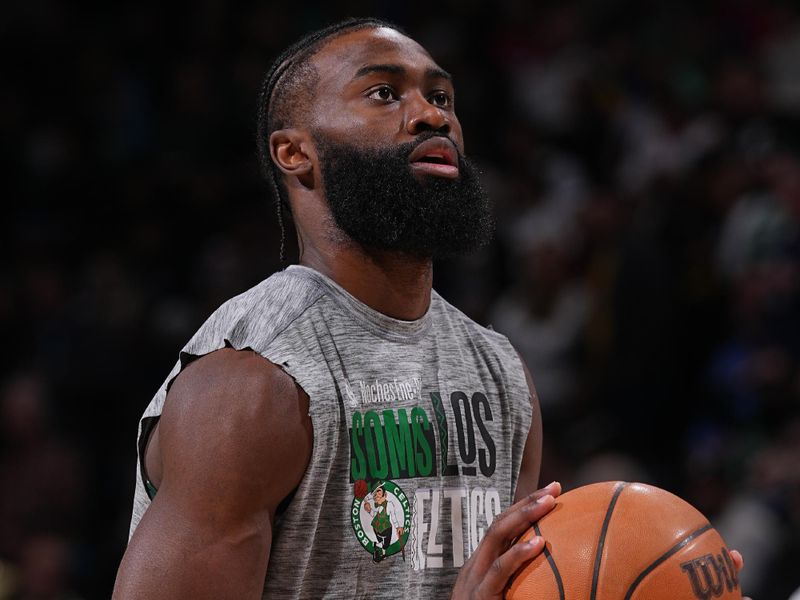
[275, 488, 297, 518]
[138, 415, 161, 500]
[140, 346, 216, 499]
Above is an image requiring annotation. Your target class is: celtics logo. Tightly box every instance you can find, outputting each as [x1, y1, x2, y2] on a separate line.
[351, 479, 411, 563]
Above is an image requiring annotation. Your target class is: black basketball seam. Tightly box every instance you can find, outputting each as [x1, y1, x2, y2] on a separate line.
[590, 481, 628, 600]
[621, 523, 713, 600]
[534, 522, 565, 600]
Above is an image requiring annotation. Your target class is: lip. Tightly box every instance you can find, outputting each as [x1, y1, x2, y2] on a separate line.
[407, 137, 459, 179]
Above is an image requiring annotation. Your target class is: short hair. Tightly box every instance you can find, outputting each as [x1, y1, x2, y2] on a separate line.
[255, 17, 405, 259]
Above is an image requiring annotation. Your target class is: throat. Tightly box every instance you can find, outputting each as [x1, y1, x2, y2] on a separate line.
[301, 247, 433, 321]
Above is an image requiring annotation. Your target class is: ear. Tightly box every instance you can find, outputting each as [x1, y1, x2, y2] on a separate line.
[269, 129, 314, 177]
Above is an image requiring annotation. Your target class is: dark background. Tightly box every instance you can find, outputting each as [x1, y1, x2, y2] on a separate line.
[2, 0, 799, 598]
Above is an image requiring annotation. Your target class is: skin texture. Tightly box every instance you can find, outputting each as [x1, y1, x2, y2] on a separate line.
[112, 26, 748, 600]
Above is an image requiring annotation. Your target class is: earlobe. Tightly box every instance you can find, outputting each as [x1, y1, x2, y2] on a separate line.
[269, 129, 313, 177]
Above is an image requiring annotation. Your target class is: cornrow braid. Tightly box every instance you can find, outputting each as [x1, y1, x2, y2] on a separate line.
[255, 17, 405, 261]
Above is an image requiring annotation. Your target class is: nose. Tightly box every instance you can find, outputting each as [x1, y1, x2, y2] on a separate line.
[405, 93, 451, 136]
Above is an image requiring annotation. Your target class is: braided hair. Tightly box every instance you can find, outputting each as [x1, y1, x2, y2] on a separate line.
[255, 17, 405, 260]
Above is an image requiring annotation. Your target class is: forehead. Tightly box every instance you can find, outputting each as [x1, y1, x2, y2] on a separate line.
[312, 27, 441, 84]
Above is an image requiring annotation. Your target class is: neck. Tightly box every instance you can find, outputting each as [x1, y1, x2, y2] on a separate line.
[300, 242, 433, 321]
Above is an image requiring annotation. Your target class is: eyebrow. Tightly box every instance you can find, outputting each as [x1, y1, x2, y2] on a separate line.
[353, 63, 453, 82]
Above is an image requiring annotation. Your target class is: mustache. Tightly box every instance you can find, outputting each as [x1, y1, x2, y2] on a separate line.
[396, 131, 461, 159]
[311, 130, 466, 163]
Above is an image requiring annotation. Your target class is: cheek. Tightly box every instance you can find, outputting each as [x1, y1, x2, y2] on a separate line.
[451, 120, 465, 152]
[314, 102, 401, 147]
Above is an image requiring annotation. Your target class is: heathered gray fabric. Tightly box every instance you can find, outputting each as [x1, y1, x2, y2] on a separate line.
[128, 265, 532, 599]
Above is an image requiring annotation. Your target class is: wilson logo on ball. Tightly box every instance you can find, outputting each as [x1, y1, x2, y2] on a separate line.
[680, 549, 740, 600]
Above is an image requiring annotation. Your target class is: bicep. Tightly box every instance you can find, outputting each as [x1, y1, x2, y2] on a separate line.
[114, 483, 274, 599]
[113, 348, 312, 600]
[513, 354, 543, 502]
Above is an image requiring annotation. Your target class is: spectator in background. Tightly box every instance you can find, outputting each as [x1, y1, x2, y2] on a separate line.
[0, 372, 86, 562]
[9, 534, 85, 600]
[0, 371, 87, 599]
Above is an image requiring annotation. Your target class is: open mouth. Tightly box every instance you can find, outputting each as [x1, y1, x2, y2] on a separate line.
[408, 137, 459, 178]
[418, 156, 450, 165]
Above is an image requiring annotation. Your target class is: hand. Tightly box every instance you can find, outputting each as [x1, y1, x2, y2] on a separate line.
[450, 481, 561, 600]
[364, 501, 371, 513]
[397, 527, 404, 538]
[729, 550, 752, 600]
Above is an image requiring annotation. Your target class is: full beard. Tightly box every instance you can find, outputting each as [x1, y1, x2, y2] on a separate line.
[314, 131, 494, 260]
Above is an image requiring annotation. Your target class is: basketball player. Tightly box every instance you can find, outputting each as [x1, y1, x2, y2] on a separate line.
[112, 18, 748, 599]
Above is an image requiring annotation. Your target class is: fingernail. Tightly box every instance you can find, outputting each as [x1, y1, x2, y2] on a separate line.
[525, 536, 542, 548]
[536, 494, 553, 505]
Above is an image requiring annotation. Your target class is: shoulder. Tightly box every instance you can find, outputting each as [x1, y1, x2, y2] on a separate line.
[161, 348, 311, 510]
[166, 347, 309, 446]
[185, 267, 327, 355]
[431, 291, 505, 339]
[431, 290, 522, 359]
[169, 346, 297, 404]
[229, 267, 325, 314]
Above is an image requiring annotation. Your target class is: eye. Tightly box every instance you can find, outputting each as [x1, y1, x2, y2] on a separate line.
[367, 85, 398, 102]
[429, 90, 452, 108]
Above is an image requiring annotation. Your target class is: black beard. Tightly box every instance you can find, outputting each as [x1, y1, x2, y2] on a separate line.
[314, 131, 493, 259]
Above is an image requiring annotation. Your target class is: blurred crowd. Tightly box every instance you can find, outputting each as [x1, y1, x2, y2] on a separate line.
[2, 0, 799, 598]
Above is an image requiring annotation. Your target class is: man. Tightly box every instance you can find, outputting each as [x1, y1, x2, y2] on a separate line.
[113, 17, 555, 598]
[112, 17, 745, 600]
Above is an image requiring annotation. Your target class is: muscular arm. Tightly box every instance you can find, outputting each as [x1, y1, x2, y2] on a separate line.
[113, 348, 313, 600]
[513, 355, 544, 502]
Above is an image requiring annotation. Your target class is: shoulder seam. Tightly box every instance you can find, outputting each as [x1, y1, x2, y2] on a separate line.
[259, 288, 327, 348]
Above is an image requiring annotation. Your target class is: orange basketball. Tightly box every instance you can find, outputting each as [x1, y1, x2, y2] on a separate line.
[506, 481, 742, 600]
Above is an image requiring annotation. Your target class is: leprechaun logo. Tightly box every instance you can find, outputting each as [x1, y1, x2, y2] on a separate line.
[351, 479, 411, 563]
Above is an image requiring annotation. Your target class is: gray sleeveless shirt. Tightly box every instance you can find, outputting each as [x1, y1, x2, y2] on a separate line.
[128, 265, 532, 599]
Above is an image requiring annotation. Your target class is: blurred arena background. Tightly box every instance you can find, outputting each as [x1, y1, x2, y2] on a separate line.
[2, 0, 800, 598]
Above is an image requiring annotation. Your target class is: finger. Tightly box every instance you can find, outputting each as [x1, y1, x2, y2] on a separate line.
[479, 494, 556, 556]
[729, 549, 744, 572]
[476, 535, 545, 596]
[499, 481, 562, 522]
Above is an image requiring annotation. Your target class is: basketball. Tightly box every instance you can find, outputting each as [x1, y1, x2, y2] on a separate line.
[354, 478, 368, 500]
[505, 481, 742, 600]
